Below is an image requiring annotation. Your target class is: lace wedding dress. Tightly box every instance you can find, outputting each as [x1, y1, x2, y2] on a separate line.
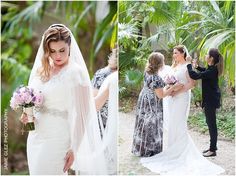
[27, 65, 71, 175]
[141, 63, 225, 175]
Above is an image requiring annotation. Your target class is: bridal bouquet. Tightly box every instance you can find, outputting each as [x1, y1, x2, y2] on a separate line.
[10, 85, 43, 131]
[164, 75, 178, 86]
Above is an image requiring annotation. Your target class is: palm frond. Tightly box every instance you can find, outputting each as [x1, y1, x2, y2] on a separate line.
[124, 69, 143, 88]
[202, 30, 234, 49]
[5, 1, 44, 33]
[118, 22, 140, 40]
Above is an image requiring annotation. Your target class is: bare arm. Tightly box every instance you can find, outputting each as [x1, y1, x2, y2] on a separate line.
[155, 87, 171, 99]
[94, 85, 109, 111]
[155, 83, 183, 98]
[93, 88, 99, 97]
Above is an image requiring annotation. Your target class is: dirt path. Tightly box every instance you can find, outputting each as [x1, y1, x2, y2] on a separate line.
[118, 111, 235, 175]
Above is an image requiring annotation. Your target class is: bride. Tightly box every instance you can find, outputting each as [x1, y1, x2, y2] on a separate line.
[141, 45, 225, 175]
[20, 24, 107, 175]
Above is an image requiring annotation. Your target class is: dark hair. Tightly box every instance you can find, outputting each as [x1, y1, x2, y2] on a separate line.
[145, 52, 164, 74]
[208, 48, 224, 76]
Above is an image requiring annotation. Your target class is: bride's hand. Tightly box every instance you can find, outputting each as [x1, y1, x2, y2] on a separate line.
[19, 113, 28, 124]
[63, 149, 74, 173]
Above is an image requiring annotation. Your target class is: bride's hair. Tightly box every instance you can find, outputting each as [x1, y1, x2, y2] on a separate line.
[38, 24, 71, 81]
[172, 45, 188, 68]
[145, 52, 164, 75]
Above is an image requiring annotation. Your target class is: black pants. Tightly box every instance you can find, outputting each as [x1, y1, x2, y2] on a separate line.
[204, 106, 218, 152]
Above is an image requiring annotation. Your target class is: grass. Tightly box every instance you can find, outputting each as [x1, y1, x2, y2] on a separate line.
[188, 108, 235, 140]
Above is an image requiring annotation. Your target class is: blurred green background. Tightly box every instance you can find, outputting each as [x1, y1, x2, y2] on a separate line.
[1, 1, 117, 174]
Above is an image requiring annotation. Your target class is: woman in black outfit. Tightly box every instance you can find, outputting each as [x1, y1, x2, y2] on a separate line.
[187, 48, 224, 157]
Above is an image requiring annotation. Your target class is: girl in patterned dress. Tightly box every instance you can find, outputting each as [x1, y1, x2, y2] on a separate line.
[132, 52, 182, 157]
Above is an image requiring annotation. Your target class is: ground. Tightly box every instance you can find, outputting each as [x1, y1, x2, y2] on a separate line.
[118, 111, 235, 175]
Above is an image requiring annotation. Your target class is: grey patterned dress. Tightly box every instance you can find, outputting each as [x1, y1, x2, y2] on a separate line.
[132, 72, 165, 157]
[92, 67, 112, 130]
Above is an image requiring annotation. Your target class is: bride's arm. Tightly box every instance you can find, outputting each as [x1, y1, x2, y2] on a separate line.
[94, 74, 111, 111]
[171, 71, 195, 96]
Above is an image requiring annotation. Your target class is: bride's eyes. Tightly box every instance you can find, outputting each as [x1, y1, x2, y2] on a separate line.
[49, 50, 65, 53]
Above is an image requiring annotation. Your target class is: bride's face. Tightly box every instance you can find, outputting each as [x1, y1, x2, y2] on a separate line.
[173, 49, 184, 62]
[49, 41, 70, 66]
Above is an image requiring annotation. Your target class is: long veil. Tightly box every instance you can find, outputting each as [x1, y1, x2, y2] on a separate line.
[97, 71, 118, 174]
[28, 24, 107, 174]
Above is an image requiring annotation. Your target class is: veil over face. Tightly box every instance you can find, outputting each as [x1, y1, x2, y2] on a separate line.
[28, 24, 108, 174]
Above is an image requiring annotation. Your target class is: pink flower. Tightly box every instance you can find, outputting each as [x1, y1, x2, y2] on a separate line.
[13, 93, 24, 105]
[34, 93, 44, 107]
[10, 86, 44, 111]
[10, 98, 18, 110]
[164, 75, 178, 85]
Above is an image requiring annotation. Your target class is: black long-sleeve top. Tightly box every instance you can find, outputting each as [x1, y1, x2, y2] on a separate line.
[187, 64, 221, 108]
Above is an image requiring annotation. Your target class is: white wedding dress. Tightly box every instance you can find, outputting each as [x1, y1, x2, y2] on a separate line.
[141, 63, 225, 175]
[28, 63, 107, 175]
[28, 65, 71, 175]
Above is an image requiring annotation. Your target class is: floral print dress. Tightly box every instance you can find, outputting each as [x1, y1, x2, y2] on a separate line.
[132, 72, 165, 157]
[92, 66, 112, 129]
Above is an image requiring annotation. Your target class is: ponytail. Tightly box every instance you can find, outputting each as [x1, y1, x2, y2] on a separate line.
[208, 48, 224, 77]
[215, 53, 224, 76]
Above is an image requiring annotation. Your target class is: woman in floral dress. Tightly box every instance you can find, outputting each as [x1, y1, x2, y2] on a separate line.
[92, 48, 117, 131]
[132, 52, 181, 157]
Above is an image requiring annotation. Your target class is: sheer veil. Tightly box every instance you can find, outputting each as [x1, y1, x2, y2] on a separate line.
[98, 71, 118, 173]
[28, 24, 107, 174]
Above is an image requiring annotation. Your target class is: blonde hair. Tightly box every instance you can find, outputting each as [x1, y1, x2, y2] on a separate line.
[145, 52, 164, 75]
[39, 24, 71, 81]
